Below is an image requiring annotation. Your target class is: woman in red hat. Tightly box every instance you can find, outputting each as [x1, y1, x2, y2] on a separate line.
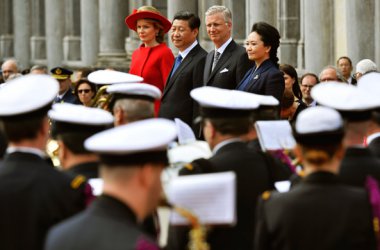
[125, 6, 174, 115]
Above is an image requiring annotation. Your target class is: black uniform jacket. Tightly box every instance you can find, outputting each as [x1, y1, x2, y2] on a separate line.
[203, 39, 253, 89]
[339, 147, 380, 187]
[65, 161, 99, 179]
[45, 195, 159, 250]
[168, 140, 272, 250]
[255, 171, 376, 250]
[0, 152, 86, 250]
[369, 136, 380, 159]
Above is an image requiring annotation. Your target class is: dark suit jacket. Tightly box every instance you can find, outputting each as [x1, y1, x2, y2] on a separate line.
[203, 39, 253, 89]
[159, 44, 207, 132]
[65, 161, 99, 179]
[168, 141, 272, 250]
[339, 147, 380, 187]
[55, 89, 80, 104]
[46, 195, 159, 250]
[0, 152, 86, 250]
[236, 59, 285, 102]
[255, 171, 376, 250]
[368, 136, 380, 159]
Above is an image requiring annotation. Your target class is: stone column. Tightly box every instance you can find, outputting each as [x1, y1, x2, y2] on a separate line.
[31, 0, 46, 65]
[167, 0, 198, 52]
[45, 0, 65, 68]
[246, 0, 277, 34]
[125, 0, 145, 58]
[198, 0, 223, 51]
[13, 0, 31, 70]
[97, 0, 128, 69]
[0, 0, 14, 59]
[225, 0, 246, 44]
[376, 0, 380, 64]
[81, 0, 99, 67]
[304, 0, 334, 74]
[297, 0, 305, 70]
[346, 0, 375, 64]
[278, 0, 300, 67]
[63, 0, 81, 64]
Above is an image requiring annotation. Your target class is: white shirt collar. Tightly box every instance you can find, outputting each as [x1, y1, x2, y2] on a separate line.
[212, 137, 242, 155]
[179, 40, 198, 60]
[57, 90, 68, 99]
[6, 146, 47, 159]
[367, 132, 380, 145]
[215, 37, 232, 55]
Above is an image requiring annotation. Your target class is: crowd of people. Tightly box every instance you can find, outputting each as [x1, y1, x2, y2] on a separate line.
[0, 4, 379, 250]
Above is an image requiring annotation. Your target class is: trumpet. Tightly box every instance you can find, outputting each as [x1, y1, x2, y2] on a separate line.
[91, 85, 112, 110]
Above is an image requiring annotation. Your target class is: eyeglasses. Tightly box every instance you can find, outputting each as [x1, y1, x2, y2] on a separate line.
[300, 84, 315, 89]
[78, 89, 91, 94]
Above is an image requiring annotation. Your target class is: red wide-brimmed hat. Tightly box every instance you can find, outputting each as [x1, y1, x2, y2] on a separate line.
[125, 7, 172, 33]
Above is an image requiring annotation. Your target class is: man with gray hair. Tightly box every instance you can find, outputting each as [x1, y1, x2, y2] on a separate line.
[203, 5, 252, 89]
[319, 65, 346, 83]
[1, 59, 18, 82]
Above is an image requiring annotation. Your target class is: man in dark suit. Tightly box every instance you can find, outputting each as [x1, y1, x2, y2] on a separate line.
[159, 11, 207, 132]
[167, 87, 273, 250]
[45, 119, 177, 250]
[203, 5, 253, 89]
[0, 75, 88, 250]
[51, 67, 80, 104]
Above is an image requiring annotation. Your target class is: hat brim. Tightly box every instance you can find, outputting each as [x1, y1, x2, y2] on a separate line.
[52, 75, 70, 80]
[125, 11, 172, 33]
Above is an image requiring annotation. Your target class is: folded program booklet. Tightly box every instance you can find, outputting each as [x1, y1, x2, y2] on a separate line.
[255, 120, 296, 151]
[167, 171, 236, 226]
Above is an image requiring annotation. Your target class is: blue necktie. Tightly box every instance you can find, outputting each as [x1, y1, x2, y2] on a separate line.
[170, 55, 182, 77]
[237, 68, 255, 91]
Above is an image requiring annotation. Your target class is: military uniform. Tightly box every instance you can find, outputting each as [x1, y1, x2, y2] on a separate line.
[0, 152, 86, 250]
[65, 161, 99, 179]
[255, 171, 376, 250]
[339, 147, 380, 187]
[45, 195, 159, 250]
[368, 136, 380, 159]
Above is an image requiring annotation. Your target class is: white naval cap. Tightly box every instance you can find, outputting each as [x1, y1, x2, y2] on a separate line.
[357, 72, 380, 96]
[85, 118, 177, 154]
[311, 81, 380, 121]
[85, 118, 177, 166]
[48, 103, 114, 126]
[0, 74, 58, 118]
[107, 83, 162, 100]
[87, 70, 143, 85]
[294, 106, 344, 145]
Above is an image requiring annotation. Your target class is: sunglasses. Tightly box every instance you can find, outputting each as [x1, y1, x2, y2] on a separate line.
[78, 89, 91, 94]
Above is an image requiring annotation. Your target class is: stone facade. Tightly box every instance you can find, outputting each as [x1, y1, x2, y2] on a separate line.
[0, 0, 378, 74]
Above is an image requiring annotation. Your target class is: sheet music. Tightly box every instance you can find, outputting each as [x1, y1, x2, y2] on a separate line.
[175, 118, 196, 145]
[255, 120, 296, 151]
[167, 172, 236, 226]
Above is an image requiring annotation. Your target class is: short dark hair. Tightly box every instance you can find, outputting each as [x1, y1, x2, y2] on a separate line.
[205, 117, 251, 136]
[1, 117, 44, 142]
[74, 78, 97, 100]
[337, 56, 353, 67]
[59, 134, 91, 154]
[173, 11, 201, 30]
[300, 73, 319, 84]
[251, 22, 281, 67]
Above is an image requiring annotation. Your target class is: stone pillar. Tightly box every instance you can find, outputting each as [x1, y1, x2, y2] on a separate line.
[125, 0, 145, 58]
[297, 0, 305, 70]
[225, 0, 246, 44]
[246, 0, 277, 34]
[346, 0, 375, 64]
[304, 0, 334, 74]
[13, 0, 31, 70]
[97, 0, 128, 69]
[81, 0, 99, 67]
[278, 0, 300, 67]
[0, 0, 14, 59]
[63, 0, 81, 64]
[376, 0, 380, 64]
[31, 0, 46, 65]
[198, 0, 223, 51]
[167, 0, 198, 52]
[45, 0, 65, 68]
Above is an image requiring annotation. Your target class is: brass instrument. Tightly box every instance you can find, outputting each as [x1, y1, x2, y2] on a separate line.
[46, 139, 61, 167]
[91, 85, 112, 110]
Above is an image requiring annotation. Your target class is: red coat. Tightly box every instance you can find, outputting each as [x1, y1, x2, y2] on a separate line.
[129, 43, 174, 115]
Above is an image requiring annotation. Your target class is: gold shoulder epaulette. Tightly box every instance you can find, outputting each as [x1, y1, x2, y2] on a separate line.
[261, 190, 271, 200]
[184, 163, 194, 171]
[71, 175, 86, 189]
[373, 217, 379, 233]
